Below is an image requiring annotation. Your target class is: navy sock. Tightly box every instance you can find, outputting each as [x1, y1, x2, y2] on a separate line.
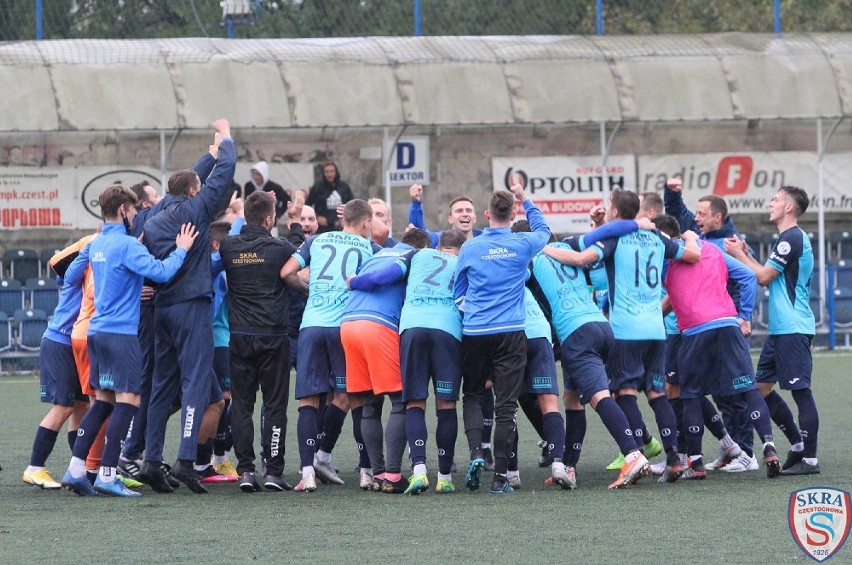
[315, 403, 327, 451]
[596, 397, 638, 455]
[102, 402, 137, 469]
[405, 407, 428, 466]
[648, 396, 677, 455]
[213, 399, 231, 456]
[700, 396, 727, 440]
[436, 408, 457, 475]
[196, 440, 213, 466]
[519, 393, 545, 440]
[508, 427, 519, 472]
[541, 411, 566, 462]
[351, 406, 371, 469]
[743, 390, 774, 445]
[72, 400, 114, 461]
[67, 430, 77, 451]
[564, 409, 586, 467]
[792, 388, 819, 458]
[615, 395, 646, 447]
[681, 398, 704, 456]
[481, 388, 494, 444]
[764, 390, 802, 445]
[297, 406, 318, 468]
[319, 404, 346, 454]
[385, 396, 407, 474]
[30, 426, 59, 467]
[670, 397, 687, 453]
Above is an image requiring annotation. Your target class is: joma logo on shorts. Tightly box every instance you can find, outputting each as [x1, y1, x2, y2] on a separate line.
[183, 406, 195, 438]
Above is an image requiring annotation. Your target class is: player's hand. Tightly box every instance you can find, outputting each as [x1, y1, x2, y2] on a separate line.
[738, 318, 752, 337]
[175, 223, 199, 251]
[509, 183, 527, 202]
[404, 223, 417, 233]
[208, 132, 222, 158]
[336, 204, 345, 220]
[345, 275, 355, 289]
[682, 230, 699, 242]
[410, 184, 423, 203]
[636, 217, 655, 231]
[287, 189, 306, 220]
[589, 204, 606, 227]
[666, 177, 683, 192]
[723, 236, 747, 257]
[229, 192, 244, 217]
[212, 118, 231, 139]
[141, 285, 156, 301]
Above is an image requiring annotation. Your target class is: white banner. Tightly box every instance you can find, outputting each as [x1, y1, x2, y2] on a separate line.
[638, 151, 852, 214]
[0, 163, 315, 230]
[384, 136, 430, 186]
[491, 155, 636, 233]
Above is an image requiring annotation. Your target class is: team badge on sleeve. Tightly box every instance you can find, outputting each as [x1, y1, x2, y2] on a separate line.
[789, 487, 851, 562]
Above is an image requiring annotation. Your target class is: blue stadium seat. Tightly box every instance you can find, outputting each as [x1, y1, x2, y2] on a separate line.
[835, 260, 852, 289]
[831, 230, 852, 260]
[755, 288, 770, 329]
[40, 247, 62, 278]
[26, 278, 60, 314]
[833, 287, 852, 328]
[0, 312, 11, 352]
[14, 308, 47, 351]
[5, 248, 40, 286]
[0, 279, 24, 317]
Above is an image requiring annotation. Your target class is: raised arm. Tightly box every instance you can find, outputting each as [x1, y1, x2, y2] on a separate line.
[664, 177, 699, 234]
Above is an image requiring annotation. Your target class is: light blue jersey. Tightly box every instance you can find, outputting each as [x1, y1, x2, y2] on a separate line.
[523, 287, 552, 343]
[592, 230, 684, 341]
[399, 248, 463, 340]
[767, 226, 815, 335]
[532, 242, 607, 344]
[295, 231, 375, 329]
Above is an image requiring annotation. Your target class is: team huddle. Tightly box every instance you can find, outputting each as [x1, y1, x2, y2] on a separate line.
[21, 119, 820, 497]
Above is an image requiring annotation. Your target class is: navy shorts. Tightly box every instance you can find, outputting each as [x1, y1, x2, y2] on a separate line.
[295, 326, 346, 399]
[665, 333, 681, 385]
[523, 337, 559, 396]
[678, 326, 757, 399]
[400, 328, 462, 402]
[213, 346, 231, 392]
[39, 337, 85, 406]
[756, 333, 813, 391]
[607, 339, 666, 394]
[88, 332, 142, 394]
[559, 321, 613, 404]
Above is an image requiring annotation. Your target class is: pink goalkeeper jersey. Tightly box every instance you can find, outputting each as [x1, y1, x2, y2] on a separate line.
[664, 242, 736, 333]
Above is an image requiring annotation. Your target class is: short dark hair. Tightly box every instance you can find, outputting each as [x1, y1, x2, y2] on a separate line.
[130, 181, 153, 204]
[244, 191, 275, 226]
[511, 219, 555, 242]
[210, 221, 232, 244]
[779, 185, 809, 216]
[640, 192, 663, 215]
[652, 214, 681, 239]
[168, 169, 199, 197]
[439, 230, 466, 250]
[99, 185, 138, 218]
[610, 189, 640, 220]
[449, 196, 474, 212]
[342, 199, 373, 226]
[489, 191, 514, 222]
[698, 195, 728, 221]
[401, 228, 431, 249]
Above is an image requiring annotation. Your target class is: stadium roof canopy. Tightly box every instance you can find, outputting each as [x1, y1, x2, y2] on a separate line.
[2, 33, 852, 131]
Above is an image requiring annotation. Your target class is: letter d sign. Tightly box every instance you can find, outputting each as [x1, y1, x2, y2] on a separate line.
[713, 156, 752, 195]
[396, 142, 415, 170]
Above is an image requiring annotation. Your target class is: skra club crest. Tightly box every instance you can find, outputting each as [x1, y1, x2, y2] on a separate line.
[789, 487, 851, 562]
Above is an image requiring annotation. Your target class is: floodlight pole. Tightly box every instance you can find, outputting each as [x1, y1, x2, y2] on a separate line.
[596, 0, 604, 36]
[774, 0, 781, 34]
[35, 0, 43, 40]
[414, 0, 422, 36]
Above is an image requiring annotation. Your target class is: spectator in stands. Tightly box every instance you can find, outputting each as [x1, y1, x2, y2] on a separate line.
[244, 161, 290, 221]
[307, 161, 353, 233]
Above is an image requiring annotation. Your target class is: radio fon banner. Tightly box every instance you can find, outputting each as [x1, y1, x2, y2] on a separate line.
[789, 487, 850, 562]
[492, 156, 636, 234]
[639, 152, 852, 214]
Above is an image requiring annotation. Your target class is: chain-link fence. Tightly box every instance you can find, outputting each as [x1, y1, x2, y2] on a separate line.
[3, 1, 852, 41]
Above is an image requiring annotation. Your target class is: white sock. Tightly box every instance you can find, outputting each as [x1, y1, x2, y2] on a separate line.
[316, 450, 331, 464]
[791, 442, 805, 452]
[68, 456, 86, 479]
[804, 457, 818, 465]
[720, 434, 735, 448]
[194, 464, 210, 472]
[480, 442, 491, 450]
[26, 465, 44, 473]
[412, 463, 427, 476]
[302, 465, 315, 479]
[690, 454, 702, 463]
[98, 466, 116, 484]
[625, 451, 641, 464]
[212, 454, 229, 466]
[506, 470, 520, 479]
[438, 472, 453, 482]
[551, 461, 566, 473]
